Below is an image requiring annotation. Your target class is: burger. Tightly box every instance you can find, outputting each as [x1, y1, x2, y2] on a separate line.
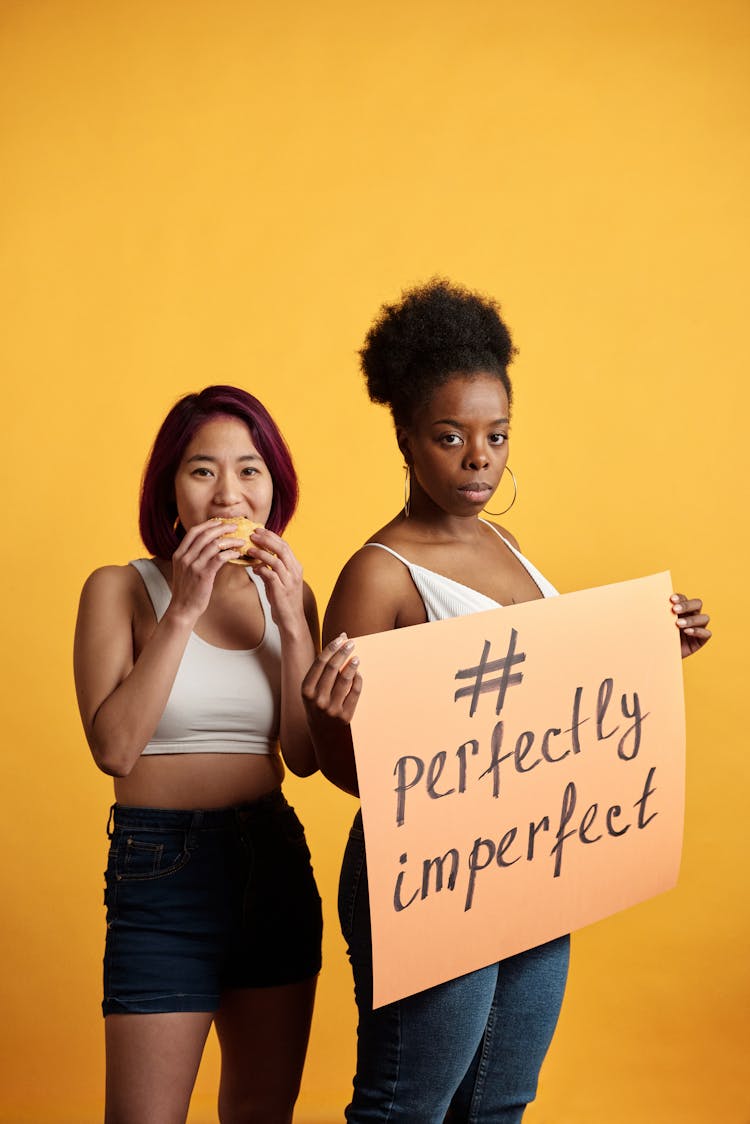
[216, 516, 264, 565]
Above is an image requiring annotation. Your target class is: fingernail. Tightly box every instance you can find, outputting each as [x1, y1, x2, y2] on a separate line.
[673, 604, 684, 613]
[343, 640, 355, 652]
[677, 617, 686, 625]
[685, 628, 695, 634]
[350, 656, 360, 667]
[670, 594, 680, 602]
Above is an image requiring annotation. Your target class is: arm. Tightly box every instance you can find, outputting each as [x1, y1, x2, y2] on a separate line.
[302, 547, 411, 795]
[244, 528, 321, 777]
[73, 519, 244, 777]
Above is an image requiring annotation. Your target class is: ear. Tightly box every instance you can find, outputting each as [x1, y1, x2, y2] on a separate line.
[396, 426, 412, 465]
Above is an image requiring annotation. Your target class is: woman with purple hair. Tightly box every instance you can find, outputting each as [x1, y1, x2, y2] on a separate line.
[74, 385, 322, 1124]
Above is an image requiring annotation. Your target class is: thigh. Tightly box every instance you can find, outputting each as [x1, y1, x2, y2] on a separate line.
[103, 810, 231, 1014]
[104, 1011, 213, 1124]
[447, 934, 571, 1124]
[339, 816, 499, 1123]
[214, 979, 318, 1124]
[226, 796, 322, 989]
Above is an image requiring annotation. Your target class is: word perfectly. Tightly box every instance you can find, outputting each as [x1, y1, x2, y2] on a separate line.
[394, 675, 647, 828]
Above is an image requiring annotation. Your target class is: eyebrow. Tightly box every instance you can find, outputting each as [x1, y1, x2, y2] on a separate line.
[185, 453, 262, 463]
[431, 417, 509, 427]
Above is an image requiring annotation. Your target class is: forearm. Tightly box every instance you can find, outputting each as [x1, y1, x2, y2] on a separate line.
[307, 710, 359, 795]
[88, 609, 194, 776]
[277, 624, 319, 777]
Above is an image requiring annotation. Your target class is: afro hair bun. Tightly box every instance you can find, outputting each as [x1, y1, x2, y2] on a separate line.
[359, 278, 516, 425]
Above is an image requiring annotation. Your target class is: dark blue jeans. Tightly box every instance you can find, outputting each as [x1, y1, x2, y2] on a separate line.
[338, 812, 569, 1123]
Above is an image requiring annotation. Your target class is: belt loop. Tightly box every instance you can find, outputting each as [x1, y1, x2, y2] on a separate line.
[106, 804, 116, 838]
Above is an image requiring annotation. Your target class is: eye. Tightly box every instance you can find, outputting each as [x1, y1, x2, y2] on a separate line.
[191, 466, 214, 477]
[241, 466, 260, 477]
[439, 433, 463, 447]
[489, 432, 508, 446]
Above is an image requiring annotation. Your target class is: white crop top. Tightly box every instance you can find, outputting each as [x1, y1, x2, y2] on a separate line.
[364, 520, 557, 621]
[130, 558, 281, 755]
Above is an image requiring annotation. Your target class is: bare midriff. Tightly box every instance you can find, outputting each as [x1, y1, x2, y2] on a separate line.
[113, 751, 285, 810]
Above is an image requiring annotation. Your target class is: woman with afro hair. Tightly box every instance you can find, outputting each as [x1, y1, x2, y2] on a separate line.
[303, 279, 711, 1122]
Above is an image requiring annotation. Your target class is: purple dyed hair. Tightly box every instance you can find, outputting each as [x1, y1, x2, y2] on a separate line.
[139, 385, 299, 559]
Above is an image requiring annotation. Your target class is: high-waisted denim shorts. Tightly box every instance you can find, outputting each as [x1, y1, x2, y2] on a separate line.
[102, 790, 322, 1015]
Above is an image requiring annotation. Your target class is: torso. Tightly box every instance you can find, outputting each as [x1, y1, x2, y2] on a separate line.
[115, 561, 284, 810]
[369, 517, 545, 627]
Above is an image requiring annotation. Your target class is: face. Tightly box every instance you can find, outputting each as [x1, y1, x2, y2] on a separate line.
[398, 373, 510, 517]
[174, 415, 274, 531]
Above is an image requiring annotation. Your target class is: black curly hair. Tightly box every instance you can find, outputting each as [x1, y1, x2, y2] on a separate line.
[359, 278, 516, 427]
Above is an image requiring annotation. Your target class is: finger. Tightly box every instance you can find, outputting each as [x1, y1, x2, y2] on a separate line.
[682, 626, 712, 639]
[181, 536, 242, 575]
[249, 546, 283, 570]
[670, 595, 703, 615]
[250, 527, 286, 553]
[312, 657, 360, 715]
[250, 534, 302, 578]
[327, 661, 363, 721]
[310, 650, 357, 708]
[676, 613, 710, 630]
[302, 635, 354, 697]
[176, 519, 238, 562]
[340, 670, 363, 722]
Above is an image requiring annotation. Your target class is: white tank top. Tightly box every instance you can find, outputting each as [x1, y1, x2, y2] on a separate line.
[130, 558, 281, 755]
[364, 520, 557, 621]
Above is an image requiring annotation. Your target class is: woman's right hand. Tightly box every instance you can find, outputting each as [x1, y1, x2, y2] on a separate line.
[168, 518, 242, 622]
[301, 633, 362, 725]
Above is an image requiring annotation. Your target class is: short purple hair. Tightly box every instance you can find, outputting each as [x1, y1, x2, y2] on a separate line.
[139, 386, 299, 559]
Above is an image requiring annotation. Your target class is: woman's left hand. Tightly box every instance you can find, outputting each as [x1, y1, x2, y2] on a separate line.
[671, 593, 712, 658]
[245, 527, 306, 633]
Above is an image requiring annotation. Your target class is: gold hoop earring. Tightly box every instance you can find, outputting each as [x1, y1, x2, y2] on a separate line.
[483, 465, 517, 516]
[403, 465, 411, 518]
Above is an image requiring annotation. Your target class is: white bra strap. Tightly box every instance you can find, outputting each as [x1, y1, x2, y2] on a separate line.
[363, 541, 413, 572]
[129, 558, 172, 621]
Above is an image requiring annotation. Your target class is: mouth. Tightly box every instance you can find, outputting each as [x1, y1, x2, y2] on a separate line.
[458, 482, 493, 502]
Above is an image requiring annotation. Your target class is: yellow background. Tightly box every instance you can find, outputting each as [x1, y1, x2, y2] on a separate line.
[0, 1, 746, 1121]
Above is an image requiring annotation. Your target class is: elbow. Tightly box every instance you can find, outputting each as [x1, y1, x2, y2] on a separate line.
[287, 760, 319, 779]
[283, 744, 320, 779]
[92, 748, 134, 778]
[89, 731, 138, 778]
[317, 755, 359, 797]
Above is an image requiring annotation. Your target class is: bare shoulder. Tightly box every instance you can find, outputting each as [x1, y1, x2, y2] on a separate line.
[333, 542, 413, 594]
[78, 563, 149, 620]
[80, 563, 139, 601]
[324, 542, 416, 642]
[484, 521, 521, 551]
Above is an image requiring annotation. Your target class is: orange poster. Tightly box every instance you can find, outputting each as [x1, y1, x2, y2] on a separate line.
[349, 572, 686, 1008]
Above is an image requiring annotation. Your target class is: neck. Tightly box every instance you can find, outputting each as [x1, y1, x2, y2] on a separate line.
[401, 496, 487, 543]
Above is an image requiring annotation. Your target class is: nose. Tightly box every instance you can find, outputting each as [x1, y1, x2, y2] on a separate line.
[463, 440, 490, 471]
[212, 468, 242, 508]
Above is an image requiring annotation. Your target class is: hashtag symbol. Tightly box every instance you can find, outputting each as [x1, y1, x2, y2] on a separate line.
[454, 629, 526, 717]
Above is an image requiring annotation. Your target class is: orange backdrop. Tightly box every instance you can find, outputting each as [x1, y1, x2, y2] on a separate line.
[0, 1, 747, 1121]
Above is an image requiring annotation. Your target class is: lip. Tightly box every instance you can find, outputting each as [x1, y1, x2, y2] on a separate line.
[458, 482, 493, 497]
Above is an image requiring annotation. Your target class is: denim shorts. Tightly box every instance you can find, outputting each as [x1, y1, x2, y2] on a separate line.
[102, 790, 322, 1015]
